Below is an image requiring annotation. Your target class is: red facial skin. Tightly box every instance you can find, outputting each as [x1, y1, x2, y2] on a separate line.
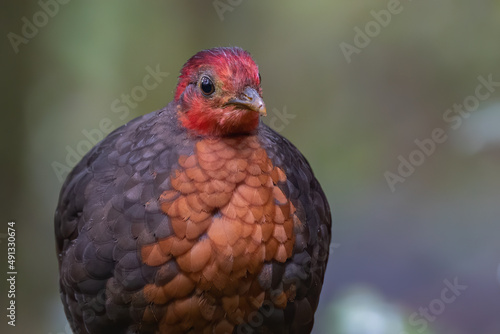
[175, 47, 264, 137]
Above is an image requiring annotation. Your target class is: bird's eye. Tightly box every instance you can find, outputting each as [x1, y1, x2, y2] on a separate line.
[200, 76, 215, 96]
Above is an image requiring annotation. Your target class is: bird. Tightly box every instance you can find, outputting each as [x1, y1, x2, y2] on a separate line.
[55, 46, 332, 334]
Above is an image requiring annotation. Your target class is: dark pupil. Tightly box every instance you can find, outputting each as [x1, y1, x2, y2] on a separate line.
[201, 77, 214, 95]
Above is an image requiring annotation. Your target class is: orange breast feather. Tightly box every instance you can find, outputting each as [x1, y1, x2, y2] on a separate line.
[139, 136, 296, 333]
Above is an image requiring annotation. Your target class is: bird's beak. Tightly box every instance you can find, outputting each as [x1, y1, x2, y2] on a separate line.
[226, 87, 267, 116]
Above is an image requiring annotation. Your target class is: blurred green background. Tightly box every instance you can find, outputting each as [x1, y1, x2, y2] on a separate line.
[2, 1, 500, 333]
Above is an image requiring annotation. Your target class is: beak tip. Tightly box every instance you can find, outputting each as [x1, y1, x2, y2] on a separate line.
[260, 105, 267, 116]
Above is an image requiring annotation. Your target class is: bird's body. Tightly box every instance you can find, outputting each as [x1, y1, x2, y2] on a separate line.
[55, 47, 331, 334]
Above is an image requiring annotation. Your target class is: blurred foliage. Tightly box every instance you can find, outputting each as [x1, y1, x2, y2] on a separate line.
[2, 1, 500, 333]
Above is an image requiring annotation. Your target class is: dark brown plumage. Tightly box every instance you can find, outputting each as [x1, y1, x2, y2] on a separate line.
[55, 47, 331, 333]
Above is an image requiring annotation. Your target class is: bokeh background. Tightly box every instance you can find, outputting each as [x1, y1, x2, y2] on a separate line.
[2, 1, 500, 333]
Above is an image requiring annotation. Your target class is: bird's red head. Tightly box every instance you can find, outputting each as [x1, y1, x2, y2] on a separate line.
[175, 47, 266, 137]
